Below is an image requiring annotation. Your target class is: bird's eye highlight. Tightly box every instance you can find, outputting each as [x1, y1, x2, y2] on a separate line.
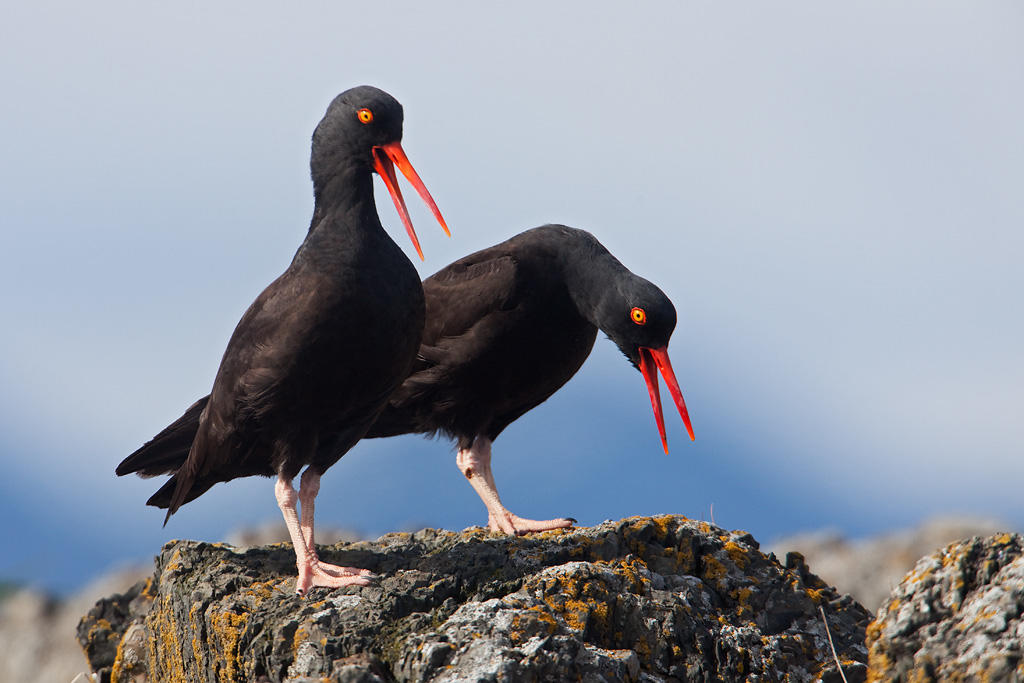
[357, 108, 374, 124]
[630, 307, 647, 325]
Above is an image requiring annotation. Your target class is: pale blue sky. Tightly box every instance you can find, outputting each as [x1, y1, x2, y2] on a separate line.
[2, 2, 1022, 592]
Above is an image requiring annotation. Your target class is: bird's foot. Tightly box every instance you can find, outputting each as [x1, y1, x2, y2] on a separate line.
[487, 511, 576, 536]
[296, 558, 375, 595]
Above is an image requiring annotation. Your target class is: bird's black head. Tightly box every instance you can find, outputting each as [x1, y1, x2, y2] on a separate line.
[595, 274, 694, 450]
[309, 85, 448, 260]
[311, 85, 405, 175]
[598, 276, 677, 368]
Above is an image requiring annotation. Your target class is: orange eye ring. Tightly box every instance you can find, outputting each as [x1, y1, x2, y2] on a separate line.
[630, 307, 647, 325]
[356, 108, 374, 124]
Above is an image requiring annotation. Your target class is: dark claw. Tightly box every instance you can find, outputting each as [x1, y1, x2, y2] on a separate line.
[566, 517, 578, 524]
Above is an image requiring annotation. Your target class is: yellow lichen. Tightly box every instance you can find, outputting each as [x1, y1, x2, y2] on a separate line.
[110, 637, 128, 683]
[293, 624, 310, 653]
[614, 557, 650, 594]
[148, 594, 188, 682]
[209, 609, 249, 682]
[733, 587, 754, 617]
[724, 541, 750, 569]
[703, 556, 728, 584]
[189, 602, 205, 673]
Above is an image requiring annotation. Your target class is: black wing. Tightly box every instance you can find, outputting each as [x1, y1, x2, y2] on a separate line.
[115, 395, 209, 477]
[157, 269, 350, 517]
[365, 245, 522, 438]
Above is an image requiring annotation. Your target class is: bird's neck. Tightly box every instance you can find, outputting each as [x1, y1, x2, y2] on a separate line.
[292, 166, 394, 270]
[310, 162, 378, 220]
[308, 166, 383, 238]
[561, 247, 627, 327]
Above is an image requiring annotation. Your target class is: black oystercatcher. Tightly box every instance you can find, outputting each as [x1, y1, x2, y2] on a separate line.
[364, 225, 694, 534]
[116, 86, 448, 594]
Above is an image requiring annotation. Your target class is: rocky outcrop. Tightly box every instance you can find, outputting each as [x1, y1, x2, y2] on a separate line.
[77, 515, 871, 682]
[771, 517, 1008, 612]
[866, 532, 1024, 682]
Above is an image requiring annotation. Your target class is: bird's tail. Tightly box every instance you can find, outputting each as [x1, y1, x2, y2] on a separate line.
[145, 472, 215, 516]
[115, 396, 209, 477]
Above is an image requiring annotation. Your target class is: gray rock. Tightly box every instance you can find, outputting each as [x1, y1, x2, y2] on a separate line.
[771, 517, 1009, 612]
[78, 516, 871, 682]
[867, 532, 1024, 681]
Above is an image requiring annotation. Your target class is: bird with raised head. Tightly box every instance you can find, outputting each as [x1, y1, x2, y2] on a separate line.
[116, 85, 449, 594]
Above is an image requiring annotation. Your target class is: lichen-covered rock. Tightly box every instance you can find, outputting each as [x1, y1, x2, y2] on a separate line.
[771, 517, 1009, 612]
[866, 532, 1024, 682]
[78, 515, 870, 682]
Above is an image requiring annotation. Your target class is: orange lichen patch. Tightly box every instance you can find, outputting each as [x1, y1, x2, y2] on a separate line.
[724, 541, 750, 570]
[148, 594, 188, 682]
[993, 533, 1014, 546]
[189, 602, 205, 673]
[209, 609, 249, 683]
[241, 580, 277, 603]
[163, 549, 184, 573]
[905, 562, 936, 585]
[526, 605, 560, 632]
[623, 516, 674, 548]
[561, 594, 609, 633]
[865, 653, 894, 682]
[458, 527, 491, 541]
[508, 607, 560, 643]
[612, 556, 651, 594]
[110, 637, 129, 682]
[669, 538, 697, 574]
[562, 535, 603, 561]
[962, 607, 1001, 633]
[648, 514, 676, 537]
[941, 543, 970, 568]
[293, 623, 310, 653]
[904, 666, 933, 683]
[529, 571, 613, 637]
[732, 587, 754, 618]
[534, 527, 573, 541]
[805, 588, 824, 604]
[703, 556, 728, 584]
[84, 617, 113, 643]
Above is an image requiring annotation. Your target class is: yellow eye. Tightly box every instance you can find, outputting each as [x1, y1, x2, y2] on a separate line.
[630, 307, 646, 325]
[357, 108, 374, 124]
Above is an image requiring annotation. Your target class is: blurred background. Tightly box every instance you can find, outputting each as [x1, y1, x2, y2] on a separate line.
[1, 0, 1022, 611]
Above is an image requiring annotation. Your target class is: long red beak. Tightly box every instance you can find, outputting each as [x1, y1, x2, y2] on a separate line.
[372, 141, 449, 261]
[638, 346, 695, 453]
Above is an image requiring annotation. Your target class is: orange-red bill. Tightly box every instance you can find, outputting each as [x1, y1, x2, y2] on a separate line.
[638, 348, 669, 454]
[372, 147, 423, 260]
[378, 141, 450, 236]
[639, 346, 695, 453]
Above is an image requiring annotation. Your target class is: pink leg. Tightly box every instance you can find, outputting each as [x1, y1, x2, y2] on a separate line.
[275, 472, 373, 595]
[456, 436, 575, 536]
[297, 470, 374, 581]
